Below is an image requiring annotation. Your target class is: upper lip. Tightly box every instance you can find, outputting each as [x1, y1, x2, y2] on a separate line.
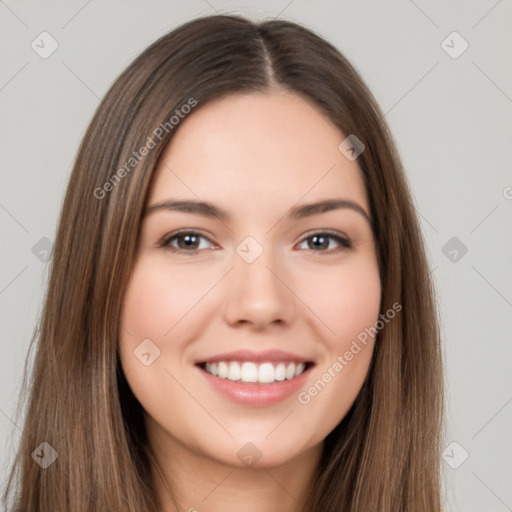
[195, 349, 314, 365]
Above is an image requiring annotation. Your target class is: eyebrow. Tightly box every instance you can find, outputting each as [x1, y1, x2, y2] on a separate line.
[145, 198, 371, 224]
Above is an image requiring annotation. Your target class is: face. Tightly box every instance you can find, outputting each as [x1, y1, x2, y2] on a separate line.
[119, 91, 381, 469]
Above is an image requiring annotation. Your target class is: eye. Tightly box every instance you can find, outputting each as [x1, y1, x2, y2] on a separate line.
[296, 231, 352, 253]
[158, 230, 352, 255]
[159, 230, 217, 254]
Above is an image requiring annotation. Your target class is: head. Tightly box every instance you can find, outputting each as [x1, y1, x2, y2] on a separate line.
[4, 14, 443, 512]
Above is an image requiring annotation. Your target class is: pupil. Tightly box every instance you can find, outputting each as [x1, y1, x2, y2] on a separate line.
[180, 234, 198, 249]
[310, 235, 328, 250]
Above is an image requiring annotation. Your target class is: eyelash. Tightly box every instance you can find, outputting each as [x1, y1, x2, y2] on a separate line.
[158, 230, 352, 255]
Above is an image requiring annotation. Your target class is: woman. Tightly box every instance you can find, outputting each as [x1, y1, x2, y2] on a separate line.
[3, 14, 444, 512]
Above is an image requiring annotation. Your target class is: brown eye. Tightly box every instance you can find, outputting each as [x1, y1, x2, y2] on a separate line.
[174, 233, 201, 250]
[159, 231, 216, 254]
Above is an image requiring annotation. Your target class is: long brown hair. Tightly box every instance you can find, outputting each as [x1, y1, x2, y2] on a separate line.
[2, 14, 444, 511]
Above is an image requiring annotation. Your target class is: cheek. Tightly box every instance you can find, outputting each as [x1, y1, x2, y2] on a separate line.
[119, 262, 194, 386]
[120, 261, 216, 342]
[291, 255, 380, 411]
[118, 262, 201, 421]
[290, 257, 381, 438]
[118, 259, 230, 404]
[293, 255, 381, 348]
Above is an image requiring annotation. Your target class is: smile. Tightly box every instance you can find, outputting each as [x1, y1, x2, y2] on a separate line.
[195, 349, 315, 406]
[200, 360, 311, 384]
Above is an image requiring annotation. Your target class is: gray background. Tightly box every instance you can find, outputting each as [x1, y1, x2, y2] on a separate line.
[1, 1, 511, 510]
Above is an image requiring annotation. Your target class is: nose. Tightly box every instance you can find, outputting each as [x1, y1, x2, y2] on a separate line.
[222, 246, 296, 330]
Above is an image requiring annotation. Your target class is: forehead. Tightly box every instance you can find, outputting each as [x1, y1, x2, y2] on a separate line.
[149, 91, 369, 216]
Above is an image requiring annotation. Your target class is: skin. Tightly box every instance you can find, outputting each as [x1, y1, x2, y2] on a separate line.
[119, 90, 381, 512]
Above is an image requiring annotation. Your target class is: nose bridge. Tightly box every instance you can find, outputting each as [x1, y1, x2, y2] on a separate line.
[222, 235, 295, 327]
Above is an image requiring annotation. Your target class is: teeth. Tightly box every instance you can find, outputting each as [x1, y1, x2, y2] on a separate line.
[294, 362, 305, 377]
[217, 361, 228, 379]
[258, 362, 275, 383]
[203, 361, 308, 383]
[241, 362, 258, 382]
[227, 361, 241, 381]
[275, 363, 286, 381]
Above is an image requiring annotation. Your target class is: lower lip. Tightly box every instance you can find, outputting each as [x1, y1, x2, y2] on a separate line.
[196, 365, 313, 407]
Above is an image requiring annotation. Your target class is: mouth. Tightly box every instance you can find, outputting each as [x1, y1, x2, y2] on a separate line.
[196, 360, 315, 385]
[194, 349, 316, 406]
